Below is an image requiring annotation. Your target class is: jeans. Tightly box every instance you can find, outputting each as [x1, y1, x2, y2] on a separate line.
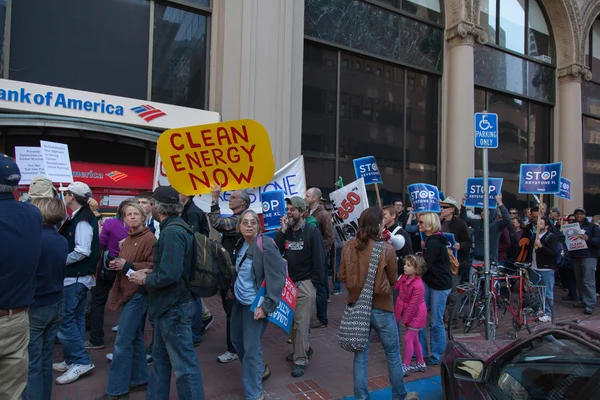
[148, 301, 204, 400]
[531, 269, 554, 315]
[106, 293, 149, 396]
[573, 258, 598, 308]
[316, 252, 329, 325]
[89, 277, 114, 346]
[191, 296, 203, 344]
[418, 284, 451, 364]
[220, 290, 236, 353]
[57, 283, 92, 365]
[353, 308, 407, 400]
[230, 301, 268, 399]
[333, 249, 342, 292]
[23, 299, 64, 400]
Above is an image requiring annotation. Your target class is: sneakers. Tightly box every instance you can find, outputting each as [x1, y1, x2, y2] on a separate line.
[84, 340, 105, 350]
[262, 365, 271, 382]
[411, 362, 427, 373]
[573, 302, 586, 308]
[95, 394, 127, 400]
[106, 353, 153, 365]
[52, 361, 70, 373]
[111, 325, 119, 332]
[310, 319, 327, 329]
[585, 307, 594, 315]
[55, 363, 94, 385]
[291, 364, 306, 378]
[200, 315, 214, 336]
[217, 351, 238, 363]
[286, 347, 313, 362]
[402, 364, 411, 377]
[538, 315, 552, 322]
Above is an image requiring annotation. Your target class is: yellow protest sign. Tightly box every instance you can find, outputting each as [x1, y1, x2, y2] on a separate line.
[157, 119, 275, 195]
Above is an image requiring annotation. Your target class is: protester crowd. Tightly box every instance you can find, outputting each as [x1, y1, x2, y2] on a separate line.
[2, 151, 600, 400]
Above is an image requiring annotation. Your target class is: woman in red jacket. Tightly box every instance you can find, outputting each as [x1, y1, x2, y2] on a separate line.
[394, 255, 427, 376]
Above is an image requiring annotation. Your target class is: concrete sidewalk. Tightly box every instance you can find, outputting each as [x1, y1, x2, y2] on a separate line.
[49, 283, 600, 399]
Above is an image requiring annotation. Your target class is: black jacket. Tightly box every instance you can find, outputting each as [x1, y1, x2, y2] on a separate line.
[422, 233, 452, 291]
[444, 216, 472, 269]
[275, 221, 324, 288]
[397, 212, 408, 229]
[535, 231, 558, 268]
[181, 200, 210, 237]
[569, 219, 600, 259]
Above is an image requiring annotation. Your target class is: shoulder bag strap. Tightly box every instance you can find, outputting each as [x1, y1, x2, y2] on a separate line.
[356, 241, 385, 303]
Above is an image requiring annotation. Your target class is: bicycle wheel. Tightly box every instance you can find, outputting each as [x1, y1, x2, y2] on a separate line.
[448, 291, 474, 340]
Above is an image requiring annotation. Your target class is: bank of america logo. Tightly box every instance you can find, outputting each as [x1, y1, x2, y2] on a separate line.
[106, 171, 128, 182]
[130, 104, 166, 122]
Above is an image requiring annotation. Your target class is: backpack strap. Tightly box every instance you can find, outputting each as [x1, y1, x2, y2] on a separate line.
[257, 234, 263, 253]
[164, 221, 195, 235]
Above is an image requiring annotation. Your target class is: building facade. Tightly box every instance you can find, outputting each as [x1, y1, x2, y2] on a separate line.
[0, 0, 599, 214]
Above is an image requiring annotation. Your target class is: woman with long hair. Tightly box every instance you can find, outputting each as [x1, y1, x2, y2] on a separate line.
[339, 207, 409, 400]
[87, 199, 134, 350]
[96, 201, 155, 399]
[230, 209, 286, 400]
[417, 212, 452, 366]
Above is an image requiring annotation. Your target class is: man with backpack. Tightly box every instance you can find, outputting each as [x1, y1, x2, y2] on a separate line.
[128, 185, 205, 398]
[534, 216, 561, 322]
[207, 186, 250, 364]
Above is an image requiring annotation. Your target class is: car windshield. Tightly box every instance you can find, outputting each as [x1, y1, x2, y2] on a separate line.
[491, 333, 600, 399]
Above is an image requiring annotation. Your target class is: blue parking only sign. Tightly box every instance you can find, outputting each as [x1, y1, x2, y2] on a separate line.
[474, 113, 499, 149]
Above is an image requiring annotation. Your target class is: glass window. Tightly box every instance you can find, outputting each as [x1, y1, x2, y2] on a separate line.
[152, 4, 208, 109]
[480, 0, 497, 45]
[474, 88, 550, 210]
[301, 43, 440, 203]
[592, 21, 600, 84]
[499, 0, 526, 54]
[302, 44, 338, 158]
[402, 0, 442, 24]
[304, 0, 444, 74]
[0, 0, 6, 77]
[583, 117, 600, 215]
[527, 0, 552, 62]
[10, 0, 150, 99]
[489, 333, 600, 398]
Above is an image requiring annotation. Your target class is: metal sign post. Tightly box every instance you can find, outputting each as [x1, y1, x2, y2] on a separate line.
[475, 111, 498, 340]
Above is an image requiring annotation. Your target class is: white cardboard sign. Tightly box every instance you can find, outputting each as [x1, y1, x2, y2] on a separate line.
[14, 147, 46, 185]
[40, 140, 73, 183]
[329, 178, 369, 248]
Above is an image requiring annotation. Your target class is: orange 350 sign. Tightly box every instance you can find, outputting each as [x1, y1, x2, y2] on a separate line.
[157, 119, 275, 195]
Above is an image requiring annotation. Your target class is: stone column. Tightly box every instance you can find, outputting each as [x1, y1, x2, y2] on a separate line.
[209, 0, 305, 169]
[557, 65, 589, 209]
[443, 22, 487, 201]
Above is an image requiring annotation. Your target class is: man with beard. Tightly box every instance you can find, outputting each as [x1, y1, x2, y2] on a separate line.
[275, 196, 324, 378]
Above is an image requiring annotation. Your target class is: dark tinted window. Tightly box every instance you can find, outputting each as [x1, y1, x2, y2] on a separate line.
[151, 4, 208, 109]
[10, 0, 150, 99]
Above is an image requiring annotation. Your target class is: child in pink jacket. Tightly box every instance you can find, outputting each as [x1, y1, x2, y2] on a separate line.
[394, 255, 427, 376]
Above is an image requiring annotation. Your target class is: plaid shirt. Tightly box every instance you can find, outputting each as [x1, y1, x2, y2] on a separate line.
[145, 216, 193, 317]
[208, 205, 244, 260]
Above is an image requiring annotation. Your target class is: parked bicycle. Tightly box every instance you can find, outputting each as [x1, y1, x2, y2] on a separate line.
[448, 261, 554, 340]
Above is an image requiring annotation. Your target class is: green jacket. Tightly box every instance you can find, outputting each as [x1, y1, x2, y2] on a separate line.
[145, 216, 193, 317]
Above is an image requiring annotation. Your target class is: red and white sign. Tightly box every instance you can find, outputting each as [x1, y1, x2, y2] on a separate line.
[70, 161, 153, 189]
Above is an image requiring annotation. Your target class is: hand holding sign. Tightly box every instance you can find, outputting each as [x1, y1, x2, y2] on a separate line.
[158, 119, 275, 195]
[407, 183, 441, 213]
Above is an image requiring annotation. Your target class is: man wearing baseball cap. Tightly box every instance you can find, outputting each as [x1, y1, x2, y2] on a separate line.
[0, 153, 43, 398]
[275, 196, 324, 378]
[570, 207, 600, 315]
[127, 185, 205, 398]
[53, 181, 99, 384]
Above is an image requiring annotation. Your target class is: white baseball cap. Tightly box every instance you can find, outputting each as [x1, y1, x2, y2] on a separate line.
[59, 181, 92, 197]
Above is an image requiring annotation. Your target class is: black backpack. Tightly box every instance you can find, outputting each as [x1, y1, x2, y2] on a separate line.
[167, 222, 235, 297]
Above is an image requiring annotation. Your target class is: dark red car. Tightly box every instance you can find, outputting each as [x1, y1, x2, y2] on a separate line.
[441, 323, 600, 399]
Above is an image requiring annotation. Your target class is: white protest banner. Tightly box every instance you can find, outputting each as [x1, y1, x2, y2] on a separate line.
[15, 147, 46, 184]
[40, 140, 73, 183]
[190, 155, 306, 214]
[562, 222, 588, 251]
[329, 178, 369, 248]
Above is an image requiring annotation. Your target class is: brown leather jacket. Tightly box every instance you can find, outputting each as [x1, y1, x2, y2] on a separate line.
[338, 239, 398, 312]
